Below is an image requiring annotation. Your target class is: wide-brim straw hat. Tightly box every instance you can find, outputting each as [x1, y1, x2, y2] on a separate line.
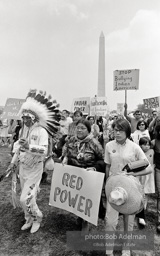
[105, 174, 144, 215]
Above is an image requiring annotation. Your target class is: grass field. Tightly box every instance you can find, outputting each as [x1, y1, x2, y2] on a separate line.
[0, 146, 160, 256]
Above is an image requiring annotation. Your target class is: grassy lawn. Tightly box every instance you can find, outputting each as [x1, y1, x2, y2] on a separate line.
[0, 146, 160, 256]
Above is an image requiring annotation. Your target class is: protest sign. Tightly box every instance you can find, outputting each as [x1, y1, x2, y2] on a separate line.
[113, 69, 139, 90]
[1, 98, 25, 120]
[143, 96, 160, 109]
[49, 163, 104, 226]
[90, 97, 108, 117]
[71, 97, 90, 114]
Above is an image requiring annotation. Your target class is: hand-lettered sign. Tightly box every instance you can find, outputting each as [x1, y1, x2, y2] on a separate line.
[90, 97, 108, 117]
[143, 97, 160, 109]
[1, 98, 25, 120]
[113, 69, 139, 90]
[49, 163, 104, 226]
[71, 97, 90, 114]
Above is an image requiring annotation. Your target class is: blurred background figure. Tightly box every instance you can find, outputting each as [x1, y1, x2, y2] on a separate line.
[0, 119, 10, 146]
[125, 109, 143, 133]
[8, 119, 22, 154]
[148, 110, 160, 140]
[67, 110, 83, 140]
[131, 120, 150, 144]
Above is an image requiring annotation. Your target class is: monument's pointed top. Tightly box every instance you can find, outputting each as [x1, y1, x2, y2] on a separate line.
[100, 31, 104, 37]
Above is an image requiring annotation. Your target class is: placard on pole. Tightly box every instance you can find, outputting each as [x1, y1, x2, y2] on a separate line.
[113, 69, 139, 111]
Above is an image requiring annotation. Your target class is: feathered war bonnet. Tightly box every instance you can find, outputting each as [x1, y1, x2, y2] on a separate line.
[19, 89, 61, 136]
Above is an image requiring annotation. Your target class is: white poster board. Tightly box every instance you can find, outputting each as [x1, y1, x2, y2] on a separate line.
[49, 163, 104, 226]
[113, 69, 139, 90]
[1, 98, 25, 120]
[90, 97, 108, 117]
[71, 97, 90, 114]
[143, 96, 160, 109]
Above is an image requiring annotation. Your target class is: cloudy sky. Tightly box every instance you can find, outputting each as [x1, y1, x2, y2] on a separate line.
[0, 0, 160, 112]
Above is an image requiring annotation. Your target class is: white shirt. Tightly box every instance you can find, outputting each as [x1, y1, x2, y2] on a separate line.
[131, 129, 150, 144]
[12, 124, 48, 178]
[104, 138, 148, 175]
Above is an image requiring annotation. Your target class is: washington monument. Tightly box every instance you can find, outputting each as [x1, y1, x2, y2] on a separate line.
[97, 31, 105, 97]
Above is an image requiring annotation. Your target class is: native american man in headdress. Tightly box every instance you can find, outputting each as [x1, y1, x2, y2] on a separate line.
[9, 89, 60, 233]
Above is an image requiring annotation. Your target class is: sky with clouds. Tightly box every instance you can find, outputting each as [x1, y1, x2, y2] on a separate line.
[0, 0, 160, 112]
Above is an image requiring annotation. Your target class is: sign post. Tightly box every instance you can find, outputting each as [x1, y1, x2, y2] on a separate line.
[125, 88, 127, 112]
[94, 95, 97, 123]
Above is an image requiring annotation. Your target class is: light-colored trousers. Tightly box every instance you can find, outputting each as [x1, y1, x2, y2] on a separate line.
[105, 201, 135, 254]
[19, 164, 43, 224]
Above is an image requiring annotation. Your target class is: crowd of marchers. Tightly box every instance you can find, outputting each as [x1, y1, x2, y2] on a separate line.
[0, 103, 160, 256]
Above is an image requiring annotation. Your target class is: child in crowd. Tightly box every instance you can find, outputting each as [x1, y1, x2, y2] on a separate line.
[136, 137, 155, 226]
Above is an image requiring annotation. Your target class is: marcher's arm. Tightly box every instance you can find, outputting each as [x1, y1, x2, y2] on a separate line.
[18, 128, 48, 156]
[151, 139, 155, 149]
[105, 163, 111, 181]
[126, 165, 152, 177]
[124, 103, 131, 123]
[19, 138, 47, 154]
[126, 144, 153, 177]
[92, 124, 100, 138]
[124, 103, 127, 118]
[148, 118, 156, 132]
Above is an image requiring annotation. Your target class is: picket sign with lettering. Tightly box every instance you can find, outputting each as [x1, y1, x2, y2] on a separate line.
[90, 97, 108, 117]
[113, 69, 139, 91]
[71, 97, 90, 114]
[49, 163, 105, 226]
[1, 98, 25, 120]
[143, 96, 160, 109]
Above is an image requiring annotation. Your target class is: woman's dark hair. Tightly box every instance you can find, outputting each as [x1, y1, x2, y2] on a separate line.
[97, 116, 103, 132]
[97, 116, 103, 121]
[87, 116, 95, 121]
[136, 120, 148, 130]
[112, 119, 131, 138]
[139, 136, 151, 146]
[76, 118, 91, 133]
[73, 110, 83, 117]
